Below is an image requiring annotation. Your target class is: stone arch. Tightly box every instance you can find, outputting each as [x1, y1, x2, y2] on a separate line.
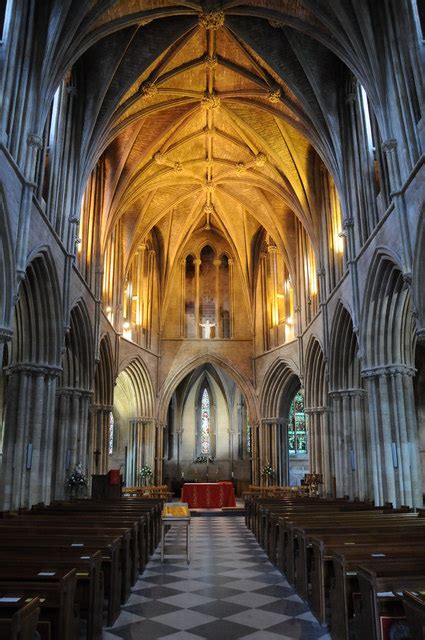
[360, 251, 421, 506]
[115, 356, 155, 419]
[412, 203, 425, 333]
[12, 248, 63, 367]
[90, 333, 116, 475]
[61, 300, 94, 391]
[260, 358, 300, 419]
[1, 249, 63, 509]
[53, 300, 94, 495]
[329, 301, 361, 390]
[304, 335, 332, 494]
[329, 301, 371, 499]
[0, 185, 15, 337]
[114, 356, 156, 485]
[158, 354, 258, 427]
[259, 358, 302, 485]
[361, 250, 414, 370]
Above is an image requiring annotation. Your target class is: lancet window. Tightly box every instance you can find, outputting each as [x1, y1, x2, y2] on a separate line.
[288, 391, 307, 455]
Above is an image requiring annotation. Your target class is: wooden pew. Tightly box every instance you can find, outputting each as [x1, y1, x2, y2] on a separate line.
[0, 551, 103, 640]
[0, 567, 77, 640]
[0, 521, 132, 605]
[0, 596, 40, 640]
[401, 590, 425, 639]
[309, 530, 425, 626]
[351, 560, 425, 640]
[0, 535, 122, 627]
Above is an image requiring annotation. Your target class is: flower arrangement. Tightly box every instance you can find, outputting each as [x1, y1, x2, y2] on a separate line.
[66, 463, 88, 489]
[139, 465, 153, 484]
[194, 455, 215, 464]
[261, 462, 274, 480]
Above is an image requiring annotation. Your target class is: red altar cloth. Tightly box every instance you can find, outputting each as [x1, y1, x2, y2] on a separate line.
[181, 482, 236, 508]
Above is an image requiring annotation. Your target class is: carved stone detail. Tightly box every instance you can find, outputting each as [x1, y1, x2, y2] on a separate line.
[199, 10, 225, 30]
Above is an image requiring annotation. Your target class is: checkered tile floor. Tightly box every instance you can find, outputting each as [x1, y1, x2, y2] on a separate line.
[104, 517, 331, 639]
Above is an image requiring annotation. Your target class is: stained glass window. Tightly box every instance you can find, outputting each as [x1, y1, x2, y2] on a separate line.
[200, 387, 211, 454]
[288, 391, 307, 455]
[246, 423, 251, 455]
[109, 412, 114, 455]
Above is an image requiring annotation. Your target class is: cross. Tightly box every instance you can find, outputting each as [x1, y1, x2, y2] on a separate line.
[93, 449, 101, 470]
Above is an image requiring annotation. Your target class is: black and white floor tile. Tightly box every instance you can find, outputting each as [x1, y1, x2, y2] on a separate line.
[103, 517, 331, 639]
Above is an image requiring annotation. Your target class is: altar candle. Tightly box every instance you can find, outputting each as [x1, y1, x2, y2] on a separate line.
[231, 471, 234, 479]
[182, 471, 184, 479]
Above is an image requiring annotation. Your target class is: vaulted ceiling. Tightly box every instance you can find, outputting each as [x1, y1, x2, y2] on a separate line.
[52, 0, 366, 291]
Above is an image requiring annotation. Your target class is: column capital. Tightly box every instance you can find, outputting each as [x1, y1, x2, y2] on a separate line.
[329, 388, 367, 399]
[304, 406, 329, 415]
[6, 362, 62, 377]
[361, 364, 416, 378]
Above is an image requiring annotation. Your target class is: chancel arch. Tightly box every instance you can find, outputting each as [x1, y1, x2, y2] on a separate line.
[163, 361, 252, 489]
[361, 252, 421, 507]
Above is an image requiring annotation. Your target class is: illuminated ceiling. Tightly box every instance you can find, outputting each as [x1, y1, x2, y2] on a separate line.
[66, 1, 358, 296]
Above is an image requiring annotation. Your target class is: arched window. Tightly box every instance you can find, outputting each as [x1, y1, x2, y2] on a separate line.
[108, 412, 115, 455]
[196, 381, 215, 457]
[288, 391, 307, 455]
[200, 387, 211, 454]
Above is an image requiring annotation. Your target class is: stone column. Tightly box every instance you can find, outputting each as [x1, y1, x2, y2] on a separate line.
[362, 364, 421, 507]
[89, 404, 113, 477]
[180, 259, 186, 337]
[214, 258, 221, 337]
[194, 259, 201, 337]
[251, 422, 260, 485]
[228, 258, 234, 338]
[305, 406, 332, 496]
[328, 389, 369, 499]
[1, 363, 61, 510]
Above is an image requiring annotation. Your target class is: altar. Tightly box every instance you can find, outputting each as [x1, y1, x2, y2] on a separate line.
[181, 482, 236, 508]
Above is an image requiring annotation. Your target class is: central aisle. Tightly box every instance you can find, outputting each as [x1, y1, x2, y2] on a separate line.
[105, 517, 331, 639]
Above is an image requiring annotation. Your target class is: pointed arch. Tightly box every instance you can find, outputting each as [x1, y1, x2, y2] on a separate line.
[361, 251, 415, 369]
[94, 333, 115, 406]
[115, 356, 155, 419]
[61, 299, 94, 391]
[12, 248, 63, 367]
[0, 185, 15, 335]
[260, 358, 300, 419]
[158, 353, 258, 426]
[329, 301, 361, 390]
[304, 335, 327, 410]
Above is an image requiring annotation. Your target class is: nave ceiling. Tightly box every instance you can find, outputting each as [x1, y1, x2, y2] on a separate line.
[51, 0, 355, 310]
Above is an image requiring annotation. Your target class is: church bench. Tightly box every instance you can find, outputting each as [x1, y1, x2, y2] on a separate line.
[0, 566, 77, 640]
[0, 523, 133, 606]
[0, 534, 122, 627]
[267, 502, 385, 563]
[43, 498, 162, 556]
[308, 531, 425, 626]
[401, 590, 425, 639]
[328, 546, 425, 639]
[282, 512, 421, 588]
[0, 551, 103, 640]
[10, 513, 143, 582]
[349, 560, 425, 640]
[0, 595, 40, 640]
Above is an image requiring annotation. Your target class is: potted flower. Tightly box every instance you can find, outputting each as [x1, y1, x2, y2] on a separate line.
[261, 462, 275, 487]
[139, 465, 153, 486]
[65, 463, 88, 499]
